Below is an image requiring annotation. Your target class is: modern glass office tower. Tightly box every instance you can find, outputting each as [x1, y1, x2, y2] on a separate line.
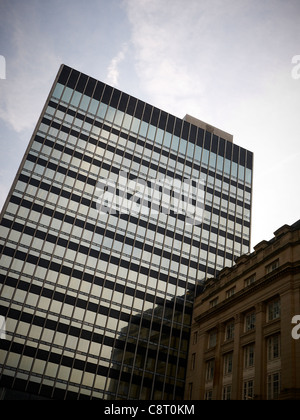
[0, 65, 253, 400]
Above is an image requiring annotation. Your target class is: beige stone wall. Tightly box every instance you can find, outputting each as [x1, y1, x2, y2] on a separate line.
[185, 221, 300, 400]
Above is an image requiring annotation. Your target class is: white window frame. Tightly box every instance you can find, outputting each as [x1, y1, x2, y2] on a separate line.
[205, 389, 213, 400]
[244, 274, 256, 287]
[208, 330, 217, 349]
[266, 259, 279, 274]
[206, 359, 215, 382]
[224, 352, 233, 375]
[267, 372, 281, 400]
[225, 321, 235, 341]
[226, 286, 236, 299]
[267, 334, 280, 361]
[245, 312, 256, 332]
[267, 299, 281, 321]
[243, 379, 254, 400]
[244, 344, 255, 368]
[222, 385, 232, 400]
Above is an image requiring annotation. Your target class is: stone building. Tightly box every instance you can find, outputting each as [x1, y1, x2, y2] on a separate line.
[185, 220, 300, 400]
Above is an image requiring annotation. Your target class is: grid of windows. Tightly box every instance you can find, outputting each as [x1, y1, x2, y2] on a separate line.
[0, 65, 253, 400]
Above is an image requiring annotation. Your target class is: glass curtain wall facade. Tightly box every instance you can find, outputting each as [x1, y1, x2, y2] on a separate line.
[0, 65, 253, 400]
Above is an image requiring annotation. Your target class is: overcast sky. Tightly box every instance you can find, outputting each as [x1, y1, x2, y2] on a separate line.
[0, 0, 299, 250]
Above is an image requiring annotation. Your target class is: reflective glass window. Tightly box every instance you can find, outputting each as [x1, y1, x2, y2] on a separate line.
[155, 128, 164, 144]
[179, 138, 187, 155]
[217, 155, 224, 172]
[24, 160, 34, 172]
[38, 123, 49, 134]
[163, 132, 172, 148]
[70, 91, 82, 107]
[238, 165, 245, 182]
[106, 106, 116, 123]
[209, 152, 216, 169]
[79, 94, 91, 111]
[202, 149, 209, 165]
[205, 192, 212, 204]
[97, 103, 108, 119]
[139, 121, 148, 137]
[244, 207, 251, 221]
[195, 145, 202, 161]
[245, 168, 252, 185]
[46, 105, 55, 116]
[148, 124, 156, 141]
[224, 158, 231, 175]
[113, 109, 124, 126]
[176, 161, 183, 173]
[52, 83, 64, 99]
[61, 86, 73, 103]
[171, 135, 179, 152]
[131, 117, 140, 134]
[64, 113, 74, 125]
[74, 118, 83, 128]
[235, 223, 242, 234]
[187, 141, 194, 159]
[231, 162, 237, 178]
[123, 114, 132, 130]
[215, 178, 222, 190]
[55, 109, 65, 120]
[88, 98, 99, 115]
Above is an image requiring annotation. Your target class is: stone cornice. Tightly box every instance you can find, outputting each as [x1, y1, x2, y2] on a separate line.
[194, 262, 300, 324]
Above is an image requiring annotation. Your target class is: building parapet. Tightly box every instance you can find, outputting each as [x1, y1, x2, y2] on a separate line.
[183, 114, 233, 143]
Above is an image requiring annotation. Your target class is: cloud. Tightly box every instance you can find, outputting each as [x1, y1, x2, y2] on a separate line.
[124, 0, 204, 116]
[124, 0, 300, 123]
[106, 43, 128, 86]
[123, 0, 300, 250]
[0, 4, 61, 133]
[123, 0, 270, 121]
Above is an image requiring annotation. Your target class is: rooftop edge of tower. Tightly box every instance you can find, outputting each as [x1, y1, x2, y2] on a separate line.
[183, 114, 233, 143]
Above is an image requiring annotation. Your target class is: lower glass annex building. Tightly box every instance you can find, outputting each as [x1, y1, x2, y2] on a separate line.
[0, 65, 253, 400]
